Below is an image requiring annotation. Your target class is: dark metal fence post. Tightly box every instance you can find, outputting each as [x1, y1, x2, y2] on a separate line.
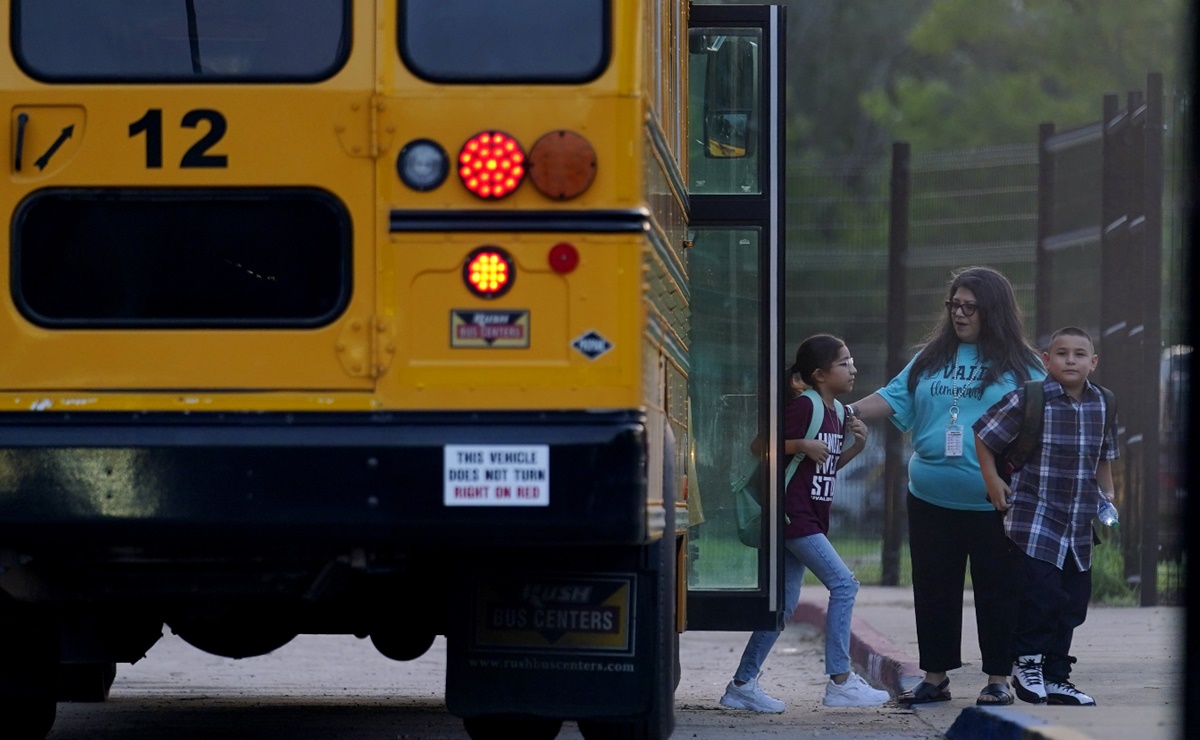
[1101, 93, 1143, 587]
[881, 142, 909, 586]
[1138, 72, 1164, 606]
[1036, 123, 1055, 347]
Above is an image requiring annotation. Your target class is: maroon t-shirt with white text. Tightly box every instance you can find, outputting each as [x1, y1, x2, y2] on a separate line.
[783, 394, 846, 538]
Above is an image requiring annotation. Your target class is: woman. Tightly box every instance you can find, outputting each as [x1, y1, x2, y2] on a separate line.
[842, 266, 1043, 707]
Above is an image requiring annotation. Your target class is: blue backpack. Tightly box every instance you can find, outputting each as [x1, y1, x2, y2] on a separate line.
[734, 389, 844, 548]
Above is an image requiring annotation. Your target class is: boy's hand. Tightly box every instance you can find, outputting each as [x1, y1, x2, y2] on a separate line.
[985, 479, 1012, 512]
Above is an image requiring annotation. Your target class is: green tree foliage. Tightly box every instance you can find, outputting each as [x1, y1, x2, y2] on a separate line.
[783, 0, 934, 164]
[859, 0, 1186, 149]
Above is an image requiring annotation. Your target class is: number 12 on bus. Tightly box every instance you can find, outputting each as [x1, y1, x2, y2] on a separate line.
[0, 2, 789, 738]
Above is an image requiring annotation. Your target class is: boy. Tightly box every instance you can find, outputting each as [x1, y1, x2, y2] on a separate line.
[972, 326, 1118, 707]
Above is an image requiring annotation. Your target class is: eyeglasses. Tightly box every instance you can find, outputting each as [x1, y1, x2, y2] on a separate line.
[834, 357, 855, 369]
[944, 300, 979, 317]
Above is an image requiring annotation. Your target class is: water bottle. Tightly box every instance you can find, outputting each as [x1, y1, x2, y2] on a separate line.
[1097, 500, 1119, 527]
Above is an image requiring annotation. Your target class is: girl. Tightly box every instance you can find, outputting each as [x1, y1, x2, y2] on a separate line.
[720, 334, 890, 712]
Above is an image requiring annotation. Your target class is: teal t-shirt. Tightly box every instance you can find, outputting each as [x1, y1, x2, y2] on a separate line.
[877, 343, 1045, 511]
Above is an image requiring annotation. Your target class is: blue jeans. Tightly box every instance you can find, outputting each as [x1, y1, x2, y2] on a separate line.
[734, 533, 859, 681]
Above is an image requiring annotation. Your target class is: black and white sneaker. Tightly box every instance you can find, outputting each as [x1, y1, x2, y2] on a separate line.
[1012, 654, 1047, 704]
[1045, 680, 1096, 706]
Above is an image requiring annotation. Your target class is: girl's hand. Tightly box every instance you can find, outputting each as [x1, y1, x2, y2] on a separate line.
[796, 437, 830, 465]
[844, 416, 868, 448]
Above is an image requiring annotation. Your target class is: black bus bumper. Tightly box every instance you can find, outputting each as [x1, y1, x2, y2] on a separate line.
[0, 410, 650, 555]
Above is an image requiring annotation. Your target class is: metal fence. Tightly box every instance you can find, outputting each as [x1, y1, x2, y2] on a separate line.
[784, 75, 1188, 604]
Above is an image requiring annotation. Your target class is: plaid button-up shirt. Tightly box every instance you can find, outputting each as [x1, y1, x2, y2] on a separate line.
[974, 378, 1119, 570]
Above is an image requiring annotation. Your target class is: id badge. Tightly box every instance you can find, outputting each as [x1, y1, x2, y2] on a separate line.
[945, 424, 964, 457]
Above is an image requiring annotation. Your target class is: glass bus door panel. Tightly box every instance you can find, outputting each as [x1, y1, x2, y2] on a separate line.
[0, 1, 378, 395]
[687, 28, 763, 194]
[685, 5, 786, 632]
[687, 226, 766, 587]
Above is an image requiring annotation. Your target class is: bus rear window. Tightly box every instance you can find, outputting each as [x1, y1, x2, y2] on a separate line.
[12, 189, 351, 328]
[13, 0, 349, 82]
[399, 0, 608, 83]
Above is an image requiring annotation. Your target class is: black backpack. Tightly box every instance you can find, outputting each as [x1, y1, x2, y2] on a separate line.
[994, 380, 1117, 484]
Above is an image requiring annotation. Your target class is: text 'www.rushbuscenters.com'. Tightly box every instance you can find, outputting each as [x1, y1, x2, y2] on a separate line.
[469, 657, 636, 673]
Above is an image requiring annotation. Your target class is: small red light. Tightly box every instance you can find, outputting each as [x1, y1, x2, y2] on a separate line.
[463, 247, 515, 299]
[458, 131, 526, 199]
[548, 242, 580, 273]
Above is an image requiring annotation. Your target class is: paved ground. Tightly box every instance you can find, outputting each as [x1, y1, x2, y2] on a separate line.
[51, 626, 939, 739]
[795, 584, 1184, 740]
[45, 584, 1181, 739]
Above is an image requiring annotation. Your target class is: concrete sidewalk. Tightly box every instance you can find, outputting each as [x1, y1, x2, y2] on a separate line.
[794, 585, 1183, 740]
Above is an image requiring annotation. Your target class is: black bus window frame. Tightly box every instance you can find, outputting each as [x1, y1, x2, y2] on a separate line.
[11, 188, 353, 329]
[12, 0, 351, 83]
[398, 0, 611, 84]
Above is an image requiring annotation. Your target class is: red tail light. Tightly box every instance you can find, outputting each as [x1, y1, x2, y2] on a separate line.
[458, 131, 526, 199]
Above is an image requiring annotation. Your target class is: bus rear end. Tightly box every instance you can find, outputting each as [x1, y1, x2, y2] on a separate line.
[1, 2, 679, 738]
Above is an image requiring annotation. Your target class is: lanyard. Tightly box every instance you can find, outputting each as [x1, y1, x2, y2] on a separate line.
[949, 346, 975, 425]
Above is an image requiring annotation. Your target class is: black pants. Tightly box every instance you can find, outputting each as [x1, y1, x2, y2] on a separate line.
[906, 492, 1019, 677]
[1010, 551, 1091, 683]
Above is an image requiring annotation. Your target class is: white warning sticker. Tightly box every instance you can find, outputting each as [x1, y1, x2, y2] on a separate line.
[444, 445, 550, 506]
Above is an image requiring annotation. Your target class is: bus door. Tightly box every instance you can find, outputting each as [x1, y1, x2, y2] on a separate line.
[685, 5, 788, 631]
[2, 2, 376, 395]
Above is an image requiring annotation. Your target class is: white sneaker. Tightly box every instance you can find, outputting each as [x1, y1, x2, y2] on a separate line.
[822, 672, 890, 707]
[1012, 654, 1047, 704]
[719, 673, 785, 713]
[1045, 680, 1096, 706]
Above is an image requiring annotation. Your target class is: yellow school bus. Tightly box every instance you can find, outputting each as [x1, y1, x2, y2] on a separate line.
[0, 2, 788, 737]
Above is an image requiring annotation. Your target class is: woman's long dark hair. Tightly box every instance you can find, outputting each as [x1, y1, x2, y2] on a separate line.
[907, 266, 1040, 392]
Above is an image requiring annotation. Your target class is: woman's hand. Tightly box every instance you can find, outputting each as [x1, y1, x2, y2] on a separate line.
[974, 434, 1011, 512]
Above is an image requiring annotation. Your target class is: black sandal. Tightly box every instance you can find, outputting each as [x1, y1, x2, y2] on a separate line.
[976, 682, 1014, 706]
[897, 677, 951, 705]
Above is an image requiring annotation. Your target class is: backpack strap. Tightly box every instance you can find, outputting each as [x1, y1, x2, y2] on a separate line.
[784, 390, 845, 484]
[777, 391, 846, 518]
[797, 389, 843, 450]
[1097, 384, 1118, 445]
[1009, 379, 1044, 471]
[1011, 381, 1116, 470]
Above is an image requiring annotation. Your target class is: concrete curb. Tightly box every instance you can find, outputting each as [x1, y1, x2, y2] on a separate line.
[792, 601, 922, 695]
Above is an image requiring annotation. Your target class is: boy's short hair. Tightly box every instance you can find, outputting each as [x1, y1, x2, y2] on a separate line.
[1048, 326, 1094, 351]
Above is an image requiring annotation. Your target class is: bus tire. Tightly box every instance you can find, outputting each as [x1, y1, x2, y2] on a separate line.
[369, 629, 436, 661]
[0, 601, 58, 739]
[168, 620, 295, 659]
[463, 714, 563, 740]
[57, 662, 117, 702]
[578, 718, 658, 740]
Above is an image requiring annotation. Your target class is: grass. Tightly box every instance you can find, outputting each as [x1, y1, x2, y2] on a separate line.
[1090, 538, 1137, 605]
[692, 529, 1167, 607]
[808, 534, 1143, 606]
